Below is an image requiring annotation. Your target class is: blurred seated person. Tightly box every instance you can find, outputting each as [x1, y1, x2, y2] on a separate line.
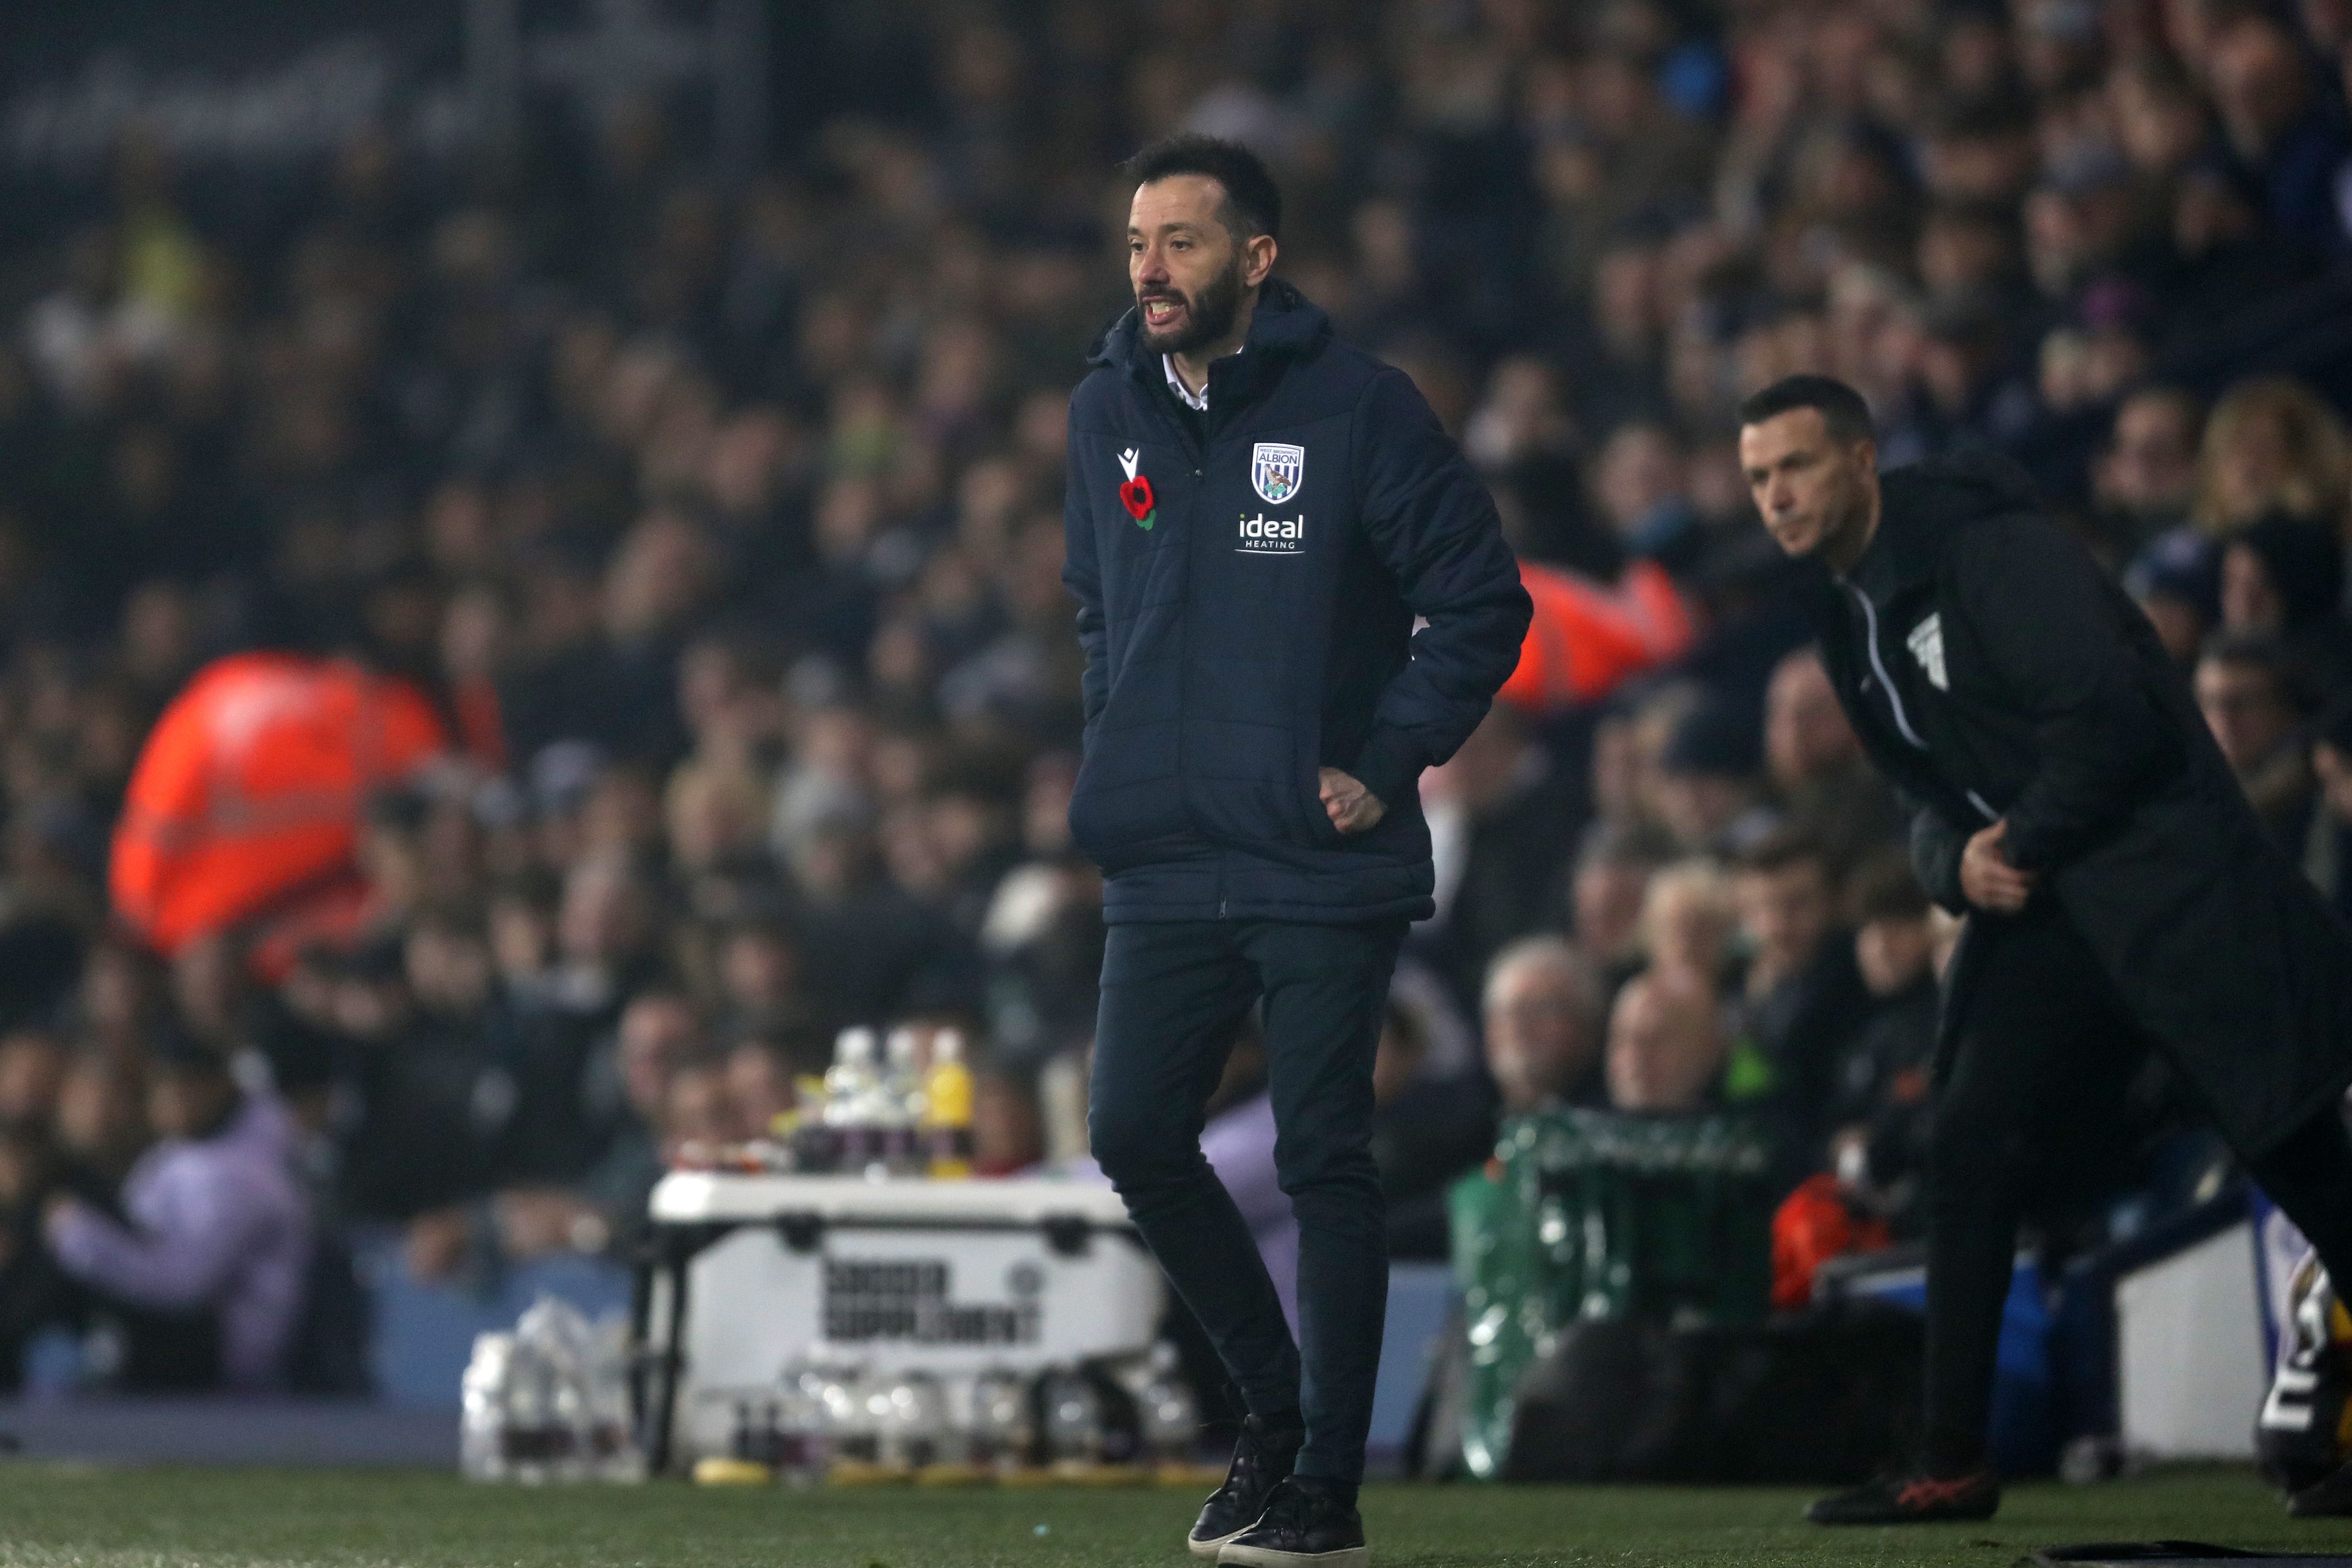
[2221, 513, 2352, 707]
[2091, 386, 2202, 552]
[1449, 967, 1776, 1366]
[2310, 701, 2352, 921]
[1730, 828, 1873, 1171]
[2197, 632, 2317, 850]
[723, 1034, 800, 1137]
[0, 1030, 65, 1127]
[1372, 999, 1502, 1260]
[54, 1050, 148, 1194]
[1763, 647, 1903, 872]
[1569, 820, 1675, 987]
[1825, 853, 1944, 1238]
[972, 1069, 1047, 1177]
[714, 917, 817, 1052]
[1415, 700, 1584, 1020]
[1652, 696, 1770, 855]
[44, 1033, 310, 1391]
[2122, 527, 2221, 670]
[1638, 858, 1738, 992]
[1606, 969, 1727, 1115]
[1482, 935, 1606, 1116]
[407, 989, 704, 1282]
[0, 1122, 89, 1390]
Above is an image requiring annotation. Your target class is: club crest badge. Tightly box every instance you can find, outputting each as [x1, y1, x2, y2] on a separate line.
[1906, 613, 1949, 691]
[1250, 442, 1304, 506]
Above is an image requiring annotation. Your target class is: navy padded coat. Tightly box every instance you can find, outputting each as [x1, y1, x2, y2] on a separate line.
[1062, 279, 1532, 924]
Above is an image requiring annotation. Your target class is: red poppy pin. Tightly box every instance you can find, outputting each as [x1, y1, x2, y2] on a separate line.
[1117, 448, 1156, 530]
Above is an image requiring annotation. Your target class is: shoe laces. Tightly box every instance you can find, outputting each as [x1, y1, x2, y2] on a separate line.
[1256, 1477, 1325, 1532]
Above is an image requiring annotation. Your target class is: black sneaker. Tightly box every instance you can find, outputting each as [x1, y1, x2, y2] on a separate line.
[2290, 1459, 2352, 1516]
[1187, 1416, 1304, 1560]
[1807, 1462, 2000, 1525]
[1217, 1476, 1368, 1568]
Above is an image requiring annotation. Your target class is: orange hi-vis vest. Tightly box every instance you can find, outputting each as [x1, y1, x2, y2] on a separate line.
[1496, 558, 1696, 713]
[110, 653, 449, 956]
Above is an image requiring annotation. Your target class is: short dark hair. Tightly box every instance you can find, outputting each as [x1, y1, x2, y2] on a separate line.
[1124, 133, 1282, 242]
[1732, 823, 1832, 879]
[1738, 374, 1876, 445]
[2198, 630, 2311, 712]
[1847, 849, 1931, 925]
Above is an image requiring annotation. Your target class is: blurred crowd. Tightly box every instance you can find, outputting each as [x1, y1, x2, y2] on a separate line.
[0, 0, 2347, 1393]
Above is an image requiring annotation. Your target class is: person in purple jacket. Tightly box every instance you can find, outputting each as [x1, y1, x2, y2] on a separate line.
[44, 1032, 309, 1391]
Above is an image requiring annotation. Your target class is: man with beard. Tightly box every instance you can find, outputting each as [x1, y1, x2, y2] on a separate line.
[1063, 135, 1529, 1567]
[1737, 373, 2352, 1525]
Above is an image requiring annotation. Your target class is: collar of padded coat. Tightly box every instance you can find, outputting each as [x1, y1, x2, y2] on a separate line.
[1087, 276, 1334, 409]
[1831, 447, 2051, 605]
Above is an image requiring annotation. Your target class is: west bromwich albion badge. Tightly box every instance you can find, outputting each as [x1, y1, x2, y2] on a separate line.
[1250, 442, 1303, 505]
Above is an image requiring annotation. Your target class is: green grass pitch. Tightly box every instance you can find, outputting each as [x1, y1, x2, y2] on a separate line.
[0, 1464, 2349, 1567]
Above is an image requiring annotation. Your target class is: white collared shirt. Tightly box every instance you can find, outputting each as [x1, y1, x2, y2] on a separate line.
[1163, 354, 1210, 412]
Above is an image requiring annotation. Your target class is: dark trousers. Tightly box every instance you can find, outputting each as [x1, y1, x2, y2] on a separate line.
[1921, 902, 2352, 1467]
[1089, 917, 1406, 1486]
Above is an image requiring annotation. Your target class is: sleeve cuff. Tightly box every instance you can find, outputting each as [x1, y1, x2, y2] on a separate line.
[1349, 729, 1426, 813]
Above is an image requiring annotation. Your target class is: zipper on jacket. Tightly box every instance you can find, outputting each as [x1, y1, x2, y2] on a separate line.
[1847, 584, 1928, 751]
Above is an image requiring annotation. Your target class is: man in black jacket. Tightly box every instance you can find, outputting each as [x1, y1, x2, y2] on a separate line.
[1737, 374, 2352, 1525]
[1064, 135, 1529, 1567]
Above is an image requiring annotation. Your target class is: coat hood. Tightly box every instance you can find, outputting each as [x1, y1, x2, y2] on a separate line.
[1088, 276, 1333, 376]
[1880, 448, 2044, 534]
[1861, 448, 2047, 593]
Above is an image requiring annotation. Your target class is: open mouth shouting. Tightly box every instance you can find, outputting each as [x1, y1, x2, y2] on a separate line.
[1139, 292, 1189, 334]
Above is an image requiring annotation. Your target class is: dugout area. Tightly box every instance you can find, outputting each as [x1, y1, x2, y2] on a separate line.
[0, 1463, 2346, 1568]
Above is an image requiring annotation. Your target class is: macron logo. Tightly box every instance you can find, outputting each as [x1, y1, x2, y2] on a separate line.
[1237, 512, 1304, 555]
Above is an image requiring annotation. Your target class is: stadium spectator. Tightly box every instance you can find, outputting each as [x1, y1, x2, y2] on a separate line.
[1825, 853, 1944, 1237]
[1638, 858, 1740, 994]
[44, 1035, 308, 1391]
[2221, 513, 2352, 704]
[2308, 702, 2352, 921]
[2092, 387, 2203, 548]
[1481, 937, 1606, 1117]
[1568, 819, 1676, 988]
[1652, 697, 1769, 854]
[2198, 633, 2321, 848]
[1763, 646, 1905, 871]
[1605, 969, 1727, 1115]
[1731, 829, 1875, 1181]
[2125, 526, 2225, 670]
[2193, 378, 2352, 536]
[1416, 702, 1584, 1019]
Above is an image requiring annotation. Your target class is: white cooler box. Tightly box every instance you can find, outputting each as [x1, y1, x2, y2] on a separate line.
[635, 1173, 1163, 1469]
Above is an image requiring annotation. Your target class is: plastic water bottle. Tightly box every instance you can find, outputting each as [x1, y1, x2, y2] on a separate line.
[821, 1365, 879, 1463]
[1041, 1366, 1104, 1465]
[460, 1332, 516, 1481]
[969, 1368, 1034, 1473]
[876, 1369, 949, 1468]
[1136, 1342, 1201, 1466]
[824, 1029, 881, 1173]
[923, 1030, 975, 1179]
[775, 1367, 828, 1486]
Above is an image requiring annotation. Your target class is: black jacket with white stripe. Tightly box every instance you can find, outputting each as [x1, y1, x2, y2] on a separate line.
[1804, 450, 2352, 1155]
